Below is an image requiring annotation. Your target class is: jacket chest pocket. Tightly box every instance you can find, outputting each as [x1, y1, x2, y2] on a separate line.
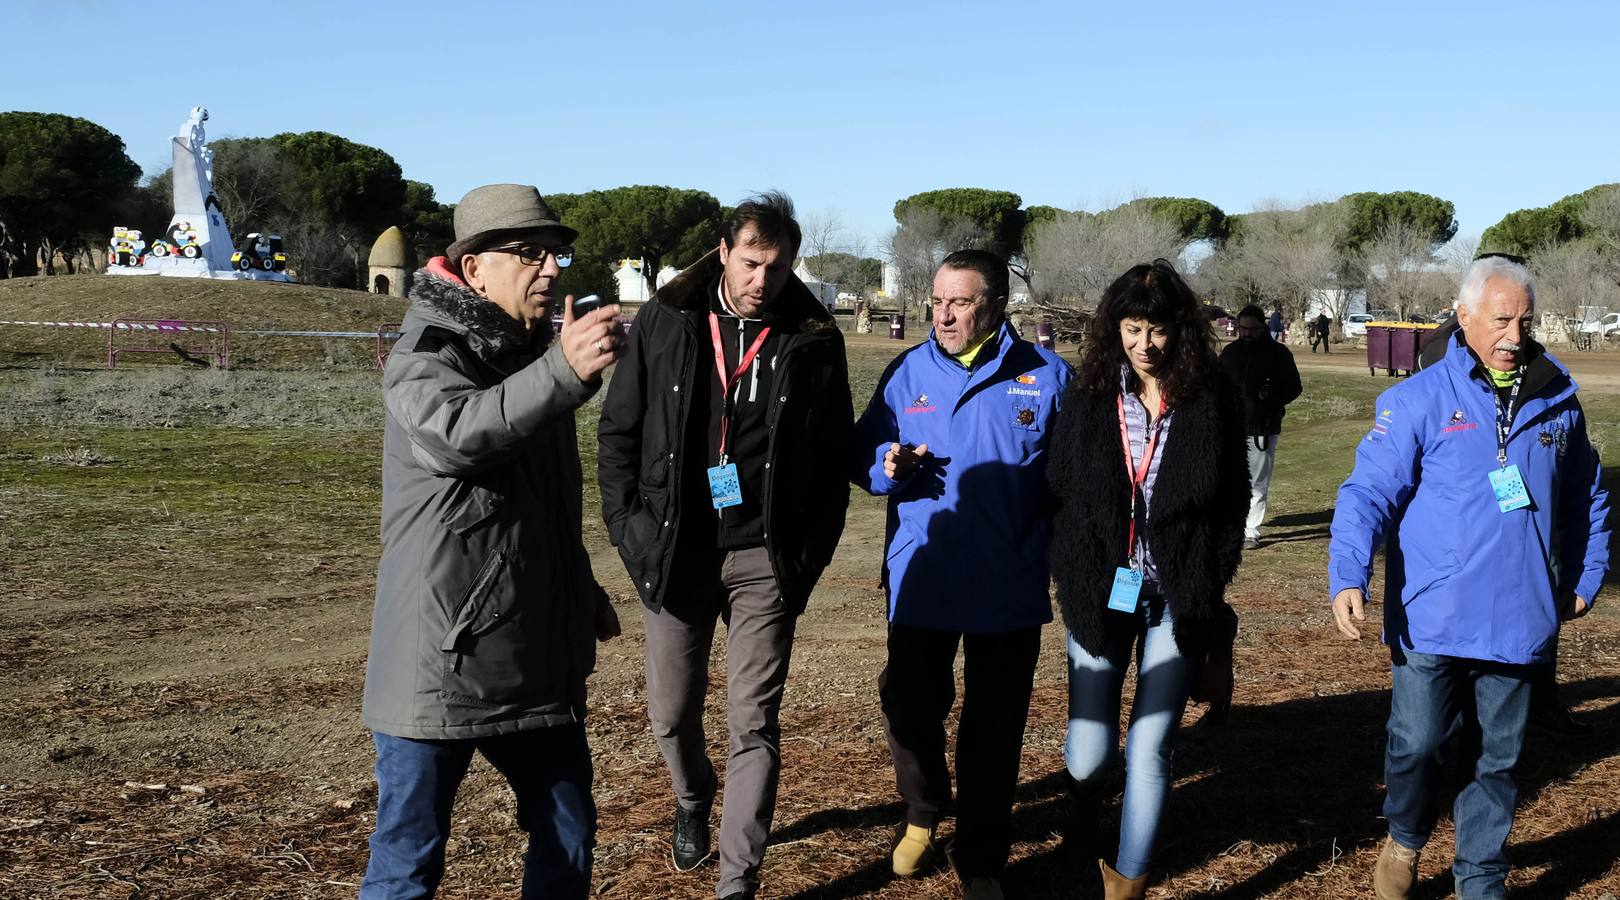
[1006, 395, 1046, 461]
[441, 484, 504, 535]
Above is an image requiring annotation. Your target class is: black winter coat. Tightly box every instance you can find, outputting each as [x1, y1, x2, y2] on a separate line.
[597, 250, 853, 614]
[1047, 377, 1248, 659]
[1219, 336, 1302, 439]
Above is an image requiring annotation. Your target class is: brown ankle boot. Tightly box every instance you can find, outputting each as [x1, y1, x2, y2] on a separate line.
[1373, 836, 1419, 900]
[1099, 859, 1148, 900]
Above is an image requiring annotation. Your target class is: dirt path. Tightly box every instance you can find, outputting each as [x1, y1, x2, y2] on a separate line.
[1, 353, 1616, 899]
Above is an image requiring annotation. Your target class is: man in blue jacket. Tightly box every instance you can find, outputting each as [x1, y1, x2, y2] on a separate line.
[1328, 255, 1609, 900]
[853, 250, 1073, 900]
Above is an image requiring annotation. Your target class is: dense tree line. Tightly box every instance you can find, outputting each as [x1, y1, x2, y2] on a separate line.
[6, 112, 1614, 318]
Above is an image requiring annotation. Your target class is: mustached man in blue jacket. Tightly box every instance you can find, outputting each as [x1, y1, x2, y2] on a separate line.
[852, 250, 1072, 900]
[1328, 255, 1609, 900]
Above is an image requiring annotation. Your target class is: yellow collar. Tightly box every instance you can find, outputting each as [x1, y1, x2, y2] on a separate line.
[950, 331, 996, 368]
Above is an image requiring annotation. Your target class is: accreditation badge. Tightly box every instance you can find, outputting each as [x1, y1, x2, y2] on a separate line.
[1107, 566, 1143, 612]
[707, 463, 743, 509]
[1488, 464, 1530, 513]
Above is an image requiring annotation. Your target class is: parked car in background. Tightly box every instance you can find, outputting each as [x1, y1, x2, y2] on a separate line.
[1341, 313, 1376, 338]
[1579, 311, 1620, 340]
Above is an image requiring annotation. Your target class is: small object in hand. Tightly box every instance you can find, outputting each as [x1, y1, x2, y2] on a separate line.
[572, 294, 605, 318]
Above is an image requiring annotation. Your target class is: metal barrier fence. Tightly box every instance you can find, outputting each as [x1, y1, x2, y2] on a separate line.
[107, 318, 229, 370]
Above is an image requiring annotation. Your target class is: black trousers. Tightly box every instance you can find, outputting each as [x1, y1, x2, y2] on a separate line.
[878, 622, 1041, 878]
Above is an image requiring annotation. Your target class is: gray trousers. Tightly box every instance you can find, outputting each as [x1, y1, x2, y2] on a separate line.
[643, 546, 797, 898]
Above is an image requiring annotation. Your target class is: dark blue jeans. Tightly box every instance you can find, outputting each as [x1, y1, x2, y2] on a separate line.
[361, 724, 596, 899]
[1385, 651, 1536, 900]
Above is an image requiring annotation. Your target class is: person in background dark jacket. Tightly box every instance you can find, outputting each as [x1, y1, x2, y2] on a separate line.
[362, 185, 626, 899]
[1047, 260, 1248, 900]
[597, 192, 852, 900]
[1268, 307, 1285, 342]
[1220, 304, 1303, 549]
[1311, 311, 1332, 353]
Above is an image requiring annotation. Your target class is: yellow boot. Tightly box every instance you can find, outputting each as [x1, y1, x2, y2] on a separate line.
[891, 823, 937, 877]
[1100, 859, 1148, 900]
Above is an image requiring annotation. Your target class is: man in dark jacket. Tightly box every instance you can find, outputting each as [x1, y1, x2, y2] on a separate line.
[361, 184, 628, 899]
[1311, 311, 1332, 353]
[1220, 304, 1303, 549]
[598, 192, 852, 900]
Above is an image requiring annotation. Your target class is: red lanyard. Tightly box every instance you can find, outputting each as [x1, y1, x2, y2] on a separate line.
[1116, 391, 1167, 563]
[708, 311, 771, 463]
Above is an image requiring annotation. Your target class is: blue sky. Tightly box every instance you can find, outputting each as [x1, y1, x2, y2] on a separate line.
[7, 0, 1617, 250]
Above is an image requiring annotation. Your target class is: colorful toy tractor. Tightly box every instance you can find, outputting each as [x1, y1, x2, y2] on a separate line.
[231, 233, 288, 272]
[148, 221, 203, 259]
[109, 226, 146, 267]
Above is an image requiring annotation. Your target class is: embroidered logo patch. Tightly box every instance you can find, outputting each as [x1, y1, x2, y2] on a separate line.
[1016, 408, 1035, 426]
[1015, 374, 1038, 385]
[905, 393, 936, 414]
[1450, 410, 1467, 424]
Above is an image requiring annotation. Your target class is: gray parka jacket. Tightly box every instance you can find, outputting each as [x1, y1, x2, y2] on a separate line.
[362, 260, 603, 739]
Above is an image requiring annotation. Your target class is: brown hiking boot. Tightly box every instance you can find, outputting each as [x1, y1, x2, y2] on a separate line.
[1373, 835, 1419, 900]
[1099, 859, 1148, 900]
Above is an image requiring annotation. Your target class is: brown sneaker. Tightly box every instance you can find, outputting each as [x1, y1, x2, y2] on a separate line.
[1373, 835, 1419, 900]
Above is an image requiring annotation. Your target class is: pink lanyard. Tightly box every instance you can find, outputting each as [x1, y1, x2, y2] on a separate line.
[708, 311, 771, 463]
[1116, 392, 1167, 562]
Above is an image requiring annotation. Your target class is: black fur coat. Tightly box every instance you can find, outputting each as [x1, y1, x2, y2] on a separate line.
[1047, 376, 1249, 658]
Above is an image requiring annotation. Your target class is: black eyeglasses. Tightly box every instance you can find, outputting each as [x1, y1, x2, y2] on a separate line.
[1473, 251, 1527, 266]
[487, 243, 574, 268]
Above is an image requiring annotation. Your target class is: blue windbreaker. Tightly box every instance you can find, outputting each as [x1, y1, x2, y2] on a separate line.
[1328, 334, 1609, 665]
[853, 321, 1074, 633]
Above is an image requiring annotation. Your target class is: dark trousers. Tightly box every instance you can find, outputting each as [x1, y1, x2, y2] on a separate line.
[644, 546, 797, 898]
[879, 622, 1041, 879]
[362, 725, 595, 900]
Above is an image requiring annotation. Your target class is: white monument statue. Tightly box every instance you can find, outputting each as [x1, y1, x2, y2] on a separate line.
[108, 107, 291, 281]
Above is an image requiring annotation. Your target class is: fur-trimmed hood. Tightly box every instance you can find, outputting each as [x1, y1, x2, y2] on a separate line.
[653, 248, 838, 335]
[404, 256, 547, 363]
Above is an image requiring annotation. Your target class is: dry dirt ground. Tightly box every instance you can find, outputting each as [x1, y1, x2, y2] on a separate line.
[1, 313, 1617, 899]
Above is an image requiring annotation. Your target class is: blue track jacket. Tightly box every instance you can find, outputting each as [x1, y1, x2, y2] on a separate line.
[1328, 333, 1609, 665]
[853, 321, 1074, 633]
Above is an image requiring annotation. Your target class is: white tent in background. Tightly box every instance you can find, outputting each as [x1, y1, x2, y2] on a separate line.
[793, 260, 838, 309]
[613, 259, 680, 305]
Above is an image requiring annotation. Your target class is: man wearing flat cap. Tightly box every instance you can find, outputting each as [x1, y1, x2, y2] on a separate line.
[361, 184, 626, 899]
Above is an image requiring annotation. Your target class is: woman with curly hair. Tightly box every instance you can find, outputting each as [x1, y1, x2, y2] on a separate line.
[1046, 260, 1248, 899]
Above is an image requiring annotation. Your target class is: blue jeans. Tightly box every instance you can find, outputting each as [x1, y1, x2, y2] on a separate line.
[362, 724, 596, 899]
[1064, 595, 1191, 879]
[1385, 651, 1535, 900]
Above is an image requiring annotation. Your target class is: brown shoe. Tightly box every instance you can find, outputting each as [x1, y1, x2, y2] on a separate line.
[1099, 859, 1148, 900]
[1373, 836, 1419, 900]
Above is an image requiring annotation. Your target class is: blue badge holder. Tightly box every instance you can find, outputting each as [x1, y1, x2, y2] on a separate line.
[1489, 464, 1530, 513]
[1107, 566, 1143, 612]
[708, 463, 743, 509]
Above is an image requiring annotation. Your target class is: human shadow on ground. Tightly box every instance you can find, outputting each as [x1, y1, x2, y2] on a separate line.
[778, 675, 1620, 899]
[1257, 508, 1334, 545]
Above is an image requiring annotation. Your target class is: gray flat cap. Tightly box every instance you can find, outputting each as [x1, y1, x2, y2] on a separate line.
[447, 183, 578, 263]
